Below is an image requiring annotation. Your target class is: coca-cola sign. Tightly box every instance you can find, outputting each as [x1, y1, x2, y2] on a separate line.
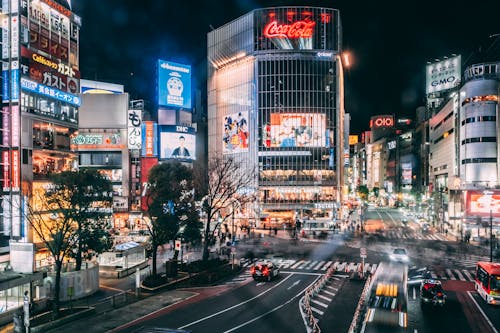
[263, 20, 316, 39]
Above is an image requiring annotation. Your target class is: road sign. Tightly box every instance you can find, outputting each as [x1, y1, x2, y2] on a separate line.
[175, 240, 181, 251]
[360, 247, 367, 258]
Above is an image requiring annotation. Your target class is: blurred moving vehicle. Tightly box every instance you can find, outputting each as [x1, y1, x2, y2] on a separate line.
[250, 260, 280, 281]
[407, 266, 431, 286]
[475, 261, 500, 305]
[420, 279, 446, 308]
[421, 223, 431, 234]
[390, 248, 409, 263]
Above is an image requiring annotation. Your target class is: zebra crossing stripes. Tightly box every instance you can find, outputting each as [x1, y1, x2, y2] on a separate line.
[383, 230, 449, 241]
[314, 261, 326, 270]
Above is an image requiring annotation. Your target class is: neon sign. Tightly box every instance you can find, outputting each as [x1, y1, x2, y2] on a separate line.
[263, 20, 315, 39]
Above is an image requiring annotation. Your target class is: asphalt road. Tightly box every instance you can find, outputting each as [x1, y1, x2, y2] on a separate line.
[118, 272, 318, 333]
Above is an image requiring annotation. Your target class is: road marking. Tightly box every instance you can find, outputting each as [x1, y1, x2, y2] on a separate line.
[317, 294, 332, 302]
[306, 260, 318, 270]
[455, 269, 465, 281]
[412, 287, 417, 300]
[298, 260, 311, 269]
[178, 273, 294, 329]
[287, 280, 301, 290]
[291, 260, 304, 269]
[256, 282, 266, 286]
[446, 269, 456, 280]
[326, 285, 339, 292]
[323, 289, 335, 297]
[462, 270, 473, 281]
[223, 276, 321, 333]
[321, 261, 333, 271]
[314, 261, 326, 270]
[311, 306, 324, 316]
[467, 291, 499, 333]
[311, 298, 328, 308]
[281, 271, 322, 276]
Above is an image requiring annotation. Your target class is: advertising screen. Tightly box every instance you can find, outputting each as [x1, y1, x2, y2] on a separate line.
[269, 113, 326, 148]
[157, 60, 191, 109]
[426, 55, 461, 94]
[223, 111, 249, 154]
[159, 125, 196, 160]
[466, 190, 500, 216]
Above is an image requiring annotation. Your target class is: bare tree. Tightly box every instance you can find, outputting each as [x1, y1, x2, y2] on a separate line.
[26, 187, 79, 318]
[197, 156, 255, 261]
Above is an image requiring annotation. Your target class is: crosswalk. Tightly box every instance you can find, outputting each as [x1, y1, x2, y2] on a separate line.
[234, 258, 479, 283]
[382, 230, 449, 241]
[309, 276, 345, 318]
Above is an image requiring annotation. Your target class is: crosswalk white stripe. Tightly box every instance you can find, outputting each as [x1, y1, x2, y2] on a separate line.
[445, 269, 456, 280]
[311, 306, 324, 316]
[323, 289, 336, 297]
[348, 262, 356, 272]
[462, 270, 474, 281]
[326, 285, 339, 292]
[317, 294, 332, 302]
[337, 262, 346, 272]
[454, 269, 466, 281]
[311, 298, 328, 308]
[290, 260, 304, 269]
[370, 264, 377, 274]
[281, 260, 295, 269]
[321, 261, 334, 271]
[298, 260, 311, 269]
[314, 261, 326, 270]
[307, 260, 318, 270]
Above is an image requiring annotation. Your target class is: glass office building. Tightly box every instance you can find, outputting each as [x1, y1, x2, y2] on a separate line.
[208, 7, 345, 227]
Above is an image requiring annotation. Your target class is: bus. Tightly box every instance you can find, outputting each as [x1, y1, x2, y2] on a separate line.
[475, 261, 500, 305]
[361, 261, 408, 333]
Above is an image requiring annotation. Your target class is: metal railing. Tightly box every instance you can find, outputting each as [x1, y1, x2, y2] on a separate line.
[348, 274, 372, 333]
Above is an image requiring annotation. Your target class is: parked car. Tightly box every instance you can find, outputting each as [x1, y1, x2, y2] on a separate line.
[420, 279, 446, 308]
[250, 260, 280, 281]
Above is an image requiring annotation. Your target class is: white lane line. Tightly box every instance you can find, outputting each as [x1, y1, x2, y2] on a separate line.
[314, 261, 326, 270]
[281, 271, 322, 276]
[223, 275, 321, 333]
[317, 294, 332, 302]
[321, 261, 333, 271]
[178, 273, 294, 329]
[311, 298, 328, 308]
[462, 270, 473, 281]
[311, 306, 324, 316]
[467, 291, 499, 333]
[287, 280, 301, 290]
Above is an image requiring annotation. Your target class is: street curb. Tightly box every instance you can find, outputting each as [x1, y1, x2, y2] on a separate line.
[30, 307, 95, 333]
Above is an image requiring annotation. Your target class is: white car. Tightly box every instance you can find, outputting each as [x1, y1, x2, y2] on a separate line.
[390, 248, 409, 263]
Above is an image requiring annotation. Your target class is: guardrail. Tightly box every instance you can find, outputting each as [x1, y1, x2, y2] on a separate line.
[348, 274, 372, 333]
[300, 264, 337, 333]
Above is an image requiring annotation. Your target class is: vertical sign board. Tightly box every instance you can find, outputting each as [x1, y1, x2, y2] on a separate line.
[128, 109, 142, 150]
[141, 121, 158, 157]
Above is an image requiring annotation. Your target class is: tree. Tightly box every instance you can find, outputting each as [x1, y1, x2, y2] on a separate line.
[144, 161, 200, 276]
[49, 170, 113, 271]
[196, 156, 255, 261]
[357, 185, 369, 201]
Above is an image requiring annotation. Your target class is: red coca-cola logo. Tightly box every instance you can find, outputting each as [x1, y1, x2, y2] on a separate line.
[263, 20, 316, 39]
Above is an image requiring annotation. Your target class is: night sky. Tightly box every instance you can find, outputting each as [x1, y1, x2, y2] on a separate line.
[72, 0, 500, 134]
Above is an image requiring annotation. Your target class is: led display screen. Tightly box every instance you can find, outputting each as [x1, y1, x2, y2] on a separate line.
[157, 60, 191, 109]
[268, 113, 326, 148]
[466, 191, 500, 216]
[159, 125, 196, 160]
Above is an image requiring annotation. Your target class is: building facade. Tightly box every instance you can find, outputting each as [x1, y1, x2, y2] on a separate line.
[208, 7, 345, 227]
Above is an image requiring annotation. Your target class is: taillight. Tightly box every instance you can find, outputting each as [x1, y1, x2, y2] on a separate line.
[263, 267, 269, 275]
[437, 292, 443, 297]
[250, 267, 255, 274]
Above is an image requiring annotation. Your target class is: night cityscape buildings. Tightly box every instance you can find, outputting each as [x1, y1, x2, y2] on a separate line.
[0, 0, 498, 325]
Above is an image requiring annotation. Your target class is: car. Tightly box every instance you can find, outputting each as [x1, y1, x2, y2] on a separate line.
[407, 266, 431, 285]
[422, 223, 431, 233]
[250, 260, 280, 281]
[390, 248, 409, 263]
[420, 279, 446, 308]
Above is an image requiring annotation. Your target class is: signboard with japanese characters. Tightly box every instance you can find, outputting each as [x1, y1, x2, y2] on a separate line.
[128, 109, 142, 150]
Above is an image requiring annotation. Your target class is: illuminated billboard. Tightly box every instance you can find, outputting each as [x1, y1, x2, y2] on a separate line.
[268, 113, 326, 148]
[223, 111, 249, 154]
[426, 55, 461, 94]
[466, 190, 500, 216]
[254, 8, 339, 51]
[159, 125, 196, 160]
[141, 121, 158, 157]
[157, 60, 191, 109]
